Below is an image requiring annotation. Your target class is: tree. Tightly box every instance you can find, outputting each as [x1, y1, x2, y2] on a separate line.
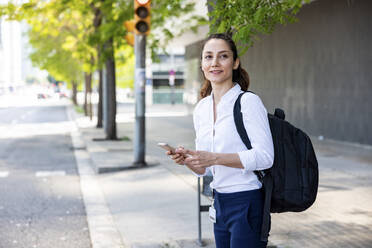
[27, 17, 83, 104]
[0, 0, 95, 107]
[80, 0, 206, 139]
[208, 0, 310, 54]
[116, 44, 134, 89]
[0, 0, 207, 140]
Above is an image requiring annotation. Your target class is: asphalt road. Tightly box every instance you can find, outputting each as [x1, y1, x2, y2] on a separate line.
[0, 99, 91, 248]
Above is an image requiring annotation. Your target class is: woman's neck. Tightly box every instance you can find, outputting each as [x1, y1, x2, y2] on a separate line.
[211, 81, 235, 105]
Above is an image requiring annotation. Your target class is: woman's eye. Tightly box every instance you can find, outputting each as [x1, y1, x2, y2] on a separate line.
[204, 55, 212, 59]
[220, 54, 228, 59]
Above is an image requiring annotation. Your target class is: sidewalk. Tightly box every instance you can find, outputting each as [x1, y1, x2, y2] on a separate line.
[74, 104, 215, 248]
[72, 103, 372, 248]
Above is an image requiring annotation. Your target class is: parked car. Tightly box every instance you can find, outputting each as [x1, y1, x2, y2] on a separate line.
[37, 92, 50, 99]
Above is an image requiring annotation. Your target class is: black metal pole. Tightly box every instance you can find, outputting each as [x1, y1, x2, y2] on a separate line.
[197, 177, 203, 246]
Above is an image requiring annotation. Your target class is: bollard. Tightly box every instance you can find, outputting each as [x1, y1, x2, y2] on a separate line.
[197, 175, 213, 246]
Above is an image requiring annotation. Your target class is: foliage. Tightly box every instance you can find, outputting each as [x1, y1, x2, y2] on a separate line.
[0, 0, 94, 89]
[0, 0, 207, 88]
[116, 45, 135, 89]
[26, 10, 84, 86]
[208, 0, 310, 55]
[74, 104, 85, 114]
[149, 0, 208, 59]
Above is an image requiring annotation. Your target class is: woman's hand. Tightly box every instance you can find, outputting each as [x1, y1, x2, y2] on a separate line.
[169, 147, 244, 171]
[166, 146, 186, 165]
[179, 149, 217, 169]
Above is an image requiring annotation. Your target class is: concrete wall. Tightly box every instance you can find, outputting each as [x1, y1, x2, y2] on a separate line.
[184, 41, 204, 105]
[185, 0, 372, 145]
[241, 0, 372, 145]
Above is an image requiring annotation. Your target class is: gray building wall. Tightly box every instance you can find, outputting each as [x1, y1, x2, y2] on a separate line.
[184, 41, 204, 105]
[185, 0, 372, 145]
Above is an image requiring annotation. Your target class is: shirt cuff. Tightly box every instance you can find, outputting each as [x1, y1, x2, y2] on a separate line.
[237, 151, 257, 174]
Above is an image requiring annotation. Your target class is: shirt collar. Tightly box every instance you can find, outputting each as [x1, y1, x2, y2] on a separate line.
[211, 83, 242, 107]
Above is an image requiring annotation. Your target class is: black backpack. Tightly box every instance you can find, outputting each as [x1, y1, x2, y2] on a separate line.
[234, 92, 319, 241]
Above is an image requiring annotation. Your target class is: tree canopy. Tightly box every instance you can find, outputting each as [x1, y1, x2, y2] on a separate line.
[0, 0, 310, 83]
[208, 0, 310, 54]
[0, 0, 206, 87]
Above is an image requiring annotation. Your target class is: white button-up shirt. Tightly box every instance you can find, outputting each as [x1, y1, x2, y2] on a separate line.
[193, 84, 274, 193]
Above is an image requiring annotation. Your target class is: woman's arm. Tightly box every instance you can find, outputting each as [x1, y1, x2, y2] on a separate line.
[237, 93, 274, 172]
[178, 148, 243, 169]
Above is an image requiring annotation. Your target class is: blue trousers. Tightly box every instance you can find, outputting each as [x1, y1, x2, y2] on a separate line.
[213, 189, 267, 248]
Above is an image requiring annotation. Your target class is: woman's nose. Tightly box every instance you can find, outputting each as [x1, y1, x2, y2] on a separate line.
[211, 57, 219, 66]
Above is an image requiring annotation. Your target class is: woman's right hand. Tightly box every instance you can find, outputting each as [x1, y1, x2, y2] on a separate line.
[167, 146, 207, 175]
[166, 146, 185, 165]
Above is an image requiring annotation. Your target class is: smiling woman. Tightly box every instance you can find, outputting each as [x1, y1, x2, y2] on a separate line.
[167, 33, 274, 248]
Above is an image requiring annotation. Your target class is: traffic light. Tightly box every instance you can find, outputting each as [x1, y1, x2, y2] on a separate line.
[134, 0, 151, 35]
[124, 19, 135, 46]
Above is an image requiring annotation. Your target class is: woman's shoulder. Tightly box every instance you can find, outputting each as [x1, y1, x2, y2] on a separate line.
[240, 91, 262, 104]
[240, 91, 267, 112]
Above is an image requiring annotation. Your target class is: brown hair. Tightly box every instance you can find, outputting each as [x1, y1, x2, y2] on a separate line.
[199, 33, 250, 98]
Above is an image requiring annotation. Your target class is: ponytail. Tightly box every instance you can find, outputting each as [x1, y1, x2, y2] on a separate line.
[233, 65, 250, 92]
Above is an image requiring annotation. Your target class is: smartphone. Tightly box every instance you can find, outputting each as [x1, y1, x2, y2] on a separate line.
[157, 143, 176, 154]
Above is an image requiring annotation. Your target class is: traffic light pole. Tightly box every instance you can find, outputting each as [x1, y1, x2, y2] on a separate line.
[133, 34, 147, 166]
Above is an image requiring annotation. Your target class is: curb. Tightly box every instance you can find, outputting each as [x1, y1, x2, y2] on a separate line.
[67, 104, 127, 248]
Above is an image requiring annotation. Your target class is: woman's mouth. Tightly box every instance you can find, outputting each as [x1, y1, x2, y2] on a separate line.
[210, 70, 223, 74]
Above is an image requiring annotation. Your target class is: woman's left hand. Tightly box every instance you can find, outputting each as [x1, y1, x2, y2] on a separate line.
[179, 149, 217, 168]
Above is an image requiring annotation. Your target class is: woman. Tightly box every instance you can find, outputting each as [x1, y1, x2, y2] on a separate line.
[167, 33, 274, 248]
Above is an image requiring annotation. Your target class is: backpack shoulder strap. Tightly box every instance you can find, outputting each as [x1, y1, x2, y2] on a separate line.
[233, 91, 266, 181]
[233, 92, 252, 149]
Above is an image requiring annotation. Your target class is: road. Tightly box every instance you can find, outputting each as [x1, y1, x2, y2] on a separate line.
[0, 98, 91, 248]
[2, 92, 372, 248]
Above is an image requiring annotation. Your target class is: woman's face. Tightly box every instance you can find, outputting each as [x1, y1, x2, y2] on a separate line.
[201, 38, 239, 85]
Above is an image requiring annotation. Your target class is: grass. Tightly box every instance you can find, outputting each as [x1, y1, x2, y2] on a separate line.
[119, 136, 131, 141]
[74, 105, 84, 114]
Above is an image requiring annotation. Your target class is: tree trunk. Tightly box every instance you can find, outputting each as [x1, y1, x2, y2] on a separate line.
[84, 72, 93, 120]
[92, 4, 103, 128]
[71, 81, 78, 105]
[105, 37, 117, 140]
[97, 69, 103, 128]
[84, 74, 88, 116]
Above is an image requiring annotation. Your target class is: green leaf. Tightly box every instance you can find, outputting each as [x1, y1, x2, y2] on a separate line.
[208, 0, 307, 55]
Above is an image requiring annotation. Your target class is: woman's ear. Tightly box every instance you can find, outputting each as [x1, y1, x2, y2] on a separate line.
[233, 58, 240, 70]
